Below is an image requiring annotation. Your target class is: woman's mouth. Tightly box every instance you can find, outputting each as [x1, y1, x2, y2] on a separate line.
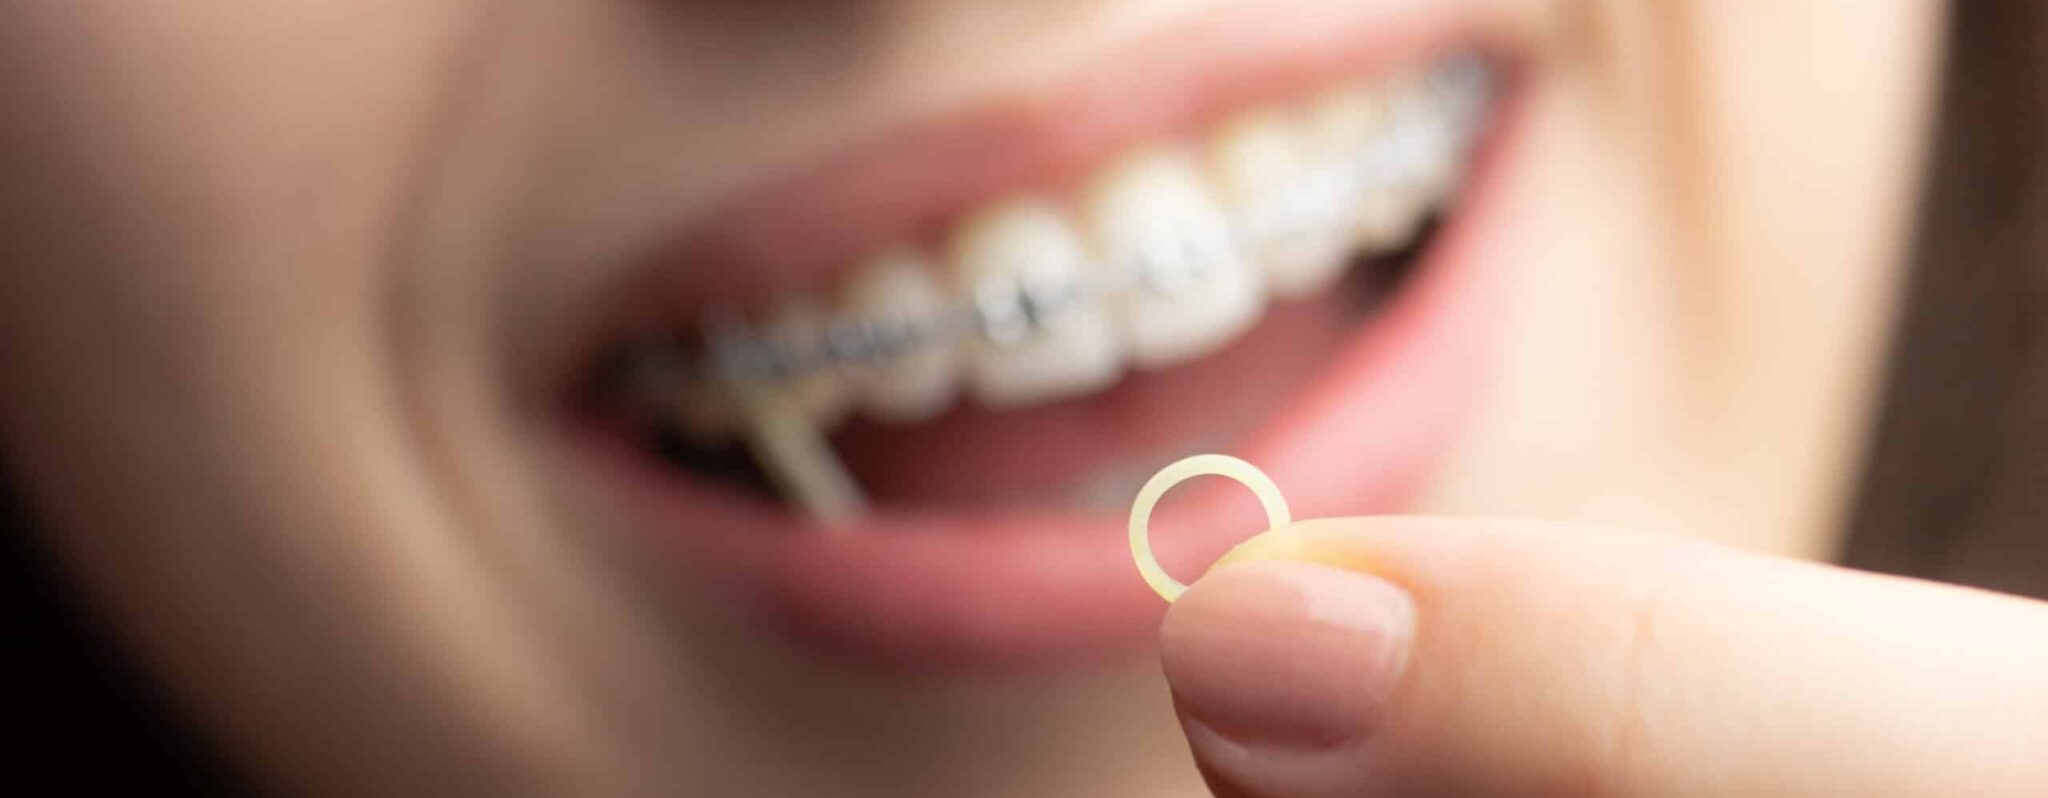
[574, 6, 1529, 671]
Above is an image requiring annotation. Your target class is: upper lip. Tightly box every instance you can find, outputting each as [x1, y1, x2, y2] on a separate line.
[569, 0, 1531, 670]
[600, 0, 1515, 332]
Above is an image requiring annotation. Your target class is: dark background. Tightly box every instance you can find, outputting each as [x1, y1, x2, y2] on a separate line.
[3, 478, 252, 795]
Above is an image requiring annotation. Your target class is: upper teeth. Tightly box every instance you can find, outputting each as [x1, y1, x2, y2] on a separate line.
[635, 51, 1494, 439]
[954, 199, 1124, 408]
[1091, 147, 1267, 370]
[842, 250, 959, 423]
[1215, 107, 1357, 298]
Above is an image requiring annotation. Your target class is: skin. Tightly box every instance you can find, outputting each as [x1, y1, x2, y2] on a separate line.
[1166, 520, 2048, 798]
[0, 1, 1955, 797]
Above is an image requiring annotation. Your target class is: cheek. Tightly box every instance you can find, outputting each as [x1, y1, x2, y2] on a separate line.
[0, 1, 492, 316]
[0, 1, 506, 569]
[1419, 2, 1937, 551]
[1675, 1, 1938, 305]
[0, 0, 505, 448]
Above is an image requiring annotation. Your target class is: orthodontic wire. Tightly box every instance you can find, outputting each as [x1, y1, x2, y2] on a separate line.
[650, 54, 1495, 398]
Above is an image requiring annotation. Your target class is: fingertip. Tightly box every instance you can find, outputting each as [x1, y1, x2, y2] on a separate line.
[1161, 560, 1416, 751]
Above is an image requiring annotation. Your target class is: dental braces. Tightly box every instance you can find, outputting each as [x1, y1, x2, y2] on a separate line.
[626, 53, 1494, 523]
[633, 53, 1495, 398]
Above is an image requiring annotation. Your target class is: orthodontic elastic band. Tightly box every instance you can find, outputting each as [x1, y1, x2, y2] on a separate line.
[1129, 453, 1292, 602]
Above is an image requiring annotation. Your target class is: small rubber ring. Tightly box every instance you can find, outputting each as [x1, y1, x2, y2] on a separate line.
[1129, 454, 1292, 603]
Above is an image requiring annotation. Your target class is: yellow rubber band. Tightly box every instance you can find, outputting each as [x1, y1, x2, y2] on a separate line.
[1128, 454, 1291, 602]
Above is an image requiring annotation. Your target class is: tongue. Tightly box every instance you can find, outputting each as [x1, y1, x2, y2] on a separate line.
[831, 285, 1361, 509]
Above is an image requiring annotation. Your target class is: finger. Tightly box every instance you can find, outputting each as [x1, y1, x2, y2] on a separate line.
[1159, 517, 2048, 798]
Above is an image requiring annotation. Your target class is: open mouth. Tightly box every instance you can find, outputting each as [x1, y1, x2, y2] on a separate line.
[574, 7, 1527, 671]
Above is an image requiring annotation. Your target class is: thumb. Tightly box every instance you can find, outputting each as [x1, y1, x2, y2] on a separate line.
[1159, 517, 2048, 798]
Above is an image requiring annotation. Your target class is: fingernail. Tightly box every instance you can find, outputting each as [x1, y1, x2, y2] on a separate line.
[1160, 560, 1415, 749]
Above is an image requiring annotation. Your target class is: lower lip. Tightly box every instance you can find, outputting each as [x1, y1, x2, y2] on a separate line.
[583, 88, 1528, 674]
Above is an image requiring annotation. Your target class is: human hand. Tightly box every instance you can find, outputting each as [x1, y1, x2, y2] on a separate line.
[1160, 518, 2048, 797]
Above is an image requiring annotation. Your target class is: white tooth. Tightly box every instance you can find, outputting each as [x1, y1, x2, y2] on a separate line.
[1432, 52, 1497, 146]
[763, 296, 850, 429]
[950, 199, 1123, 408]
[1211, 109, 1353, 299]
[839, 250, 958, 423]
[1304, 83, 1387, 165]
[1305, 83, 1427, 254]
[1086, 148, 1264, 369]
[1382, 70, 1460, 204]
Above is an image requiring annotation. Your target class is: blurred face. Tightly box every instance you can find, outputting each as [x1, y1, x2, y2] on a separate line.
[0, 1, 1940, 796]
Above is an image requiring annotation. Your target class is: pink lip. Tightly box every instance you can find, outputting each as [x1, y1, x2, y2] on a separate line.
[577, 4, 1533, 671]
